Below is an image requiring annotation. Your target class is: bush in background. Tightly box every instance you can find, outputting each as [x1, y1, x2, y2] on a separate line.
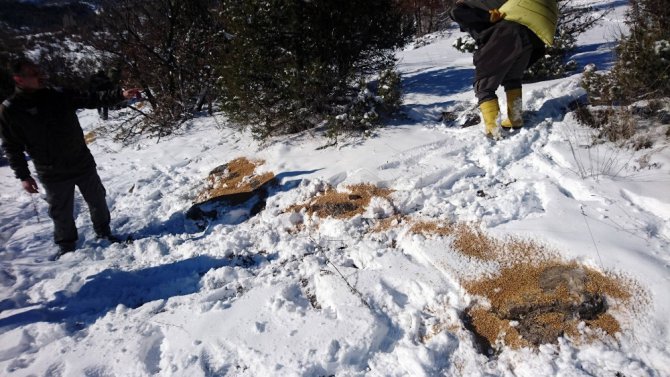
[396, 0, 455, 36]
[583, 0, 670, 104]
[453, 35, 476, 54]
[323, 68, 403, 143]
[89, 0, 227, 141]
[217, 0, 412, 140]
[0, 1, 100, 99]
[578, 0, 670, 146]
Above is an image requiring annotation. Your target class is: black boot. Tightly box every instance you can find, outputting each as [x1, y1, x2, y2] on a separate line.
[96, 233, 122, 243]
[51, 242, 76, 261]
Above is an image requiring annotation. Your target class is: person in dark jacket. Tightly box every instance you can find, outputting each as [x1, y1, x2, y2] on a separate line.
[0, 59, 140, 259]
[451, 0, 558, 138]
[89, 70, 114, 120]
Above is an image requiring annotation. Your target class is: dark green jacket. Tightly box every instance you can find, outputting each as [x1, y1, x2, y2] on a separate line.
[0, 86, 123, 182]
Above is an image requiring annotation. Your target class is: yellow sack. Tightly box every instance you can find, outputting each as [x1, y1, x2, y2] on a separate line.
[499, 0, 558, 46]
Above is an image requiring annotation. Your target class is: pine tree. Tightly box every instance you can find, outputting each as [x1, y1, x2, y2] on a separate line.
[217, 0, 412, 139]
[582, 0, 670, 103]
[611, 0, 670, 99]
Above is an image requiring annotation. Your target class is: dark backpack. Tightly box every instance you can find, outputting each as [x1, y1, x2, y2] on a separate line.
[89, 71, 113, 92]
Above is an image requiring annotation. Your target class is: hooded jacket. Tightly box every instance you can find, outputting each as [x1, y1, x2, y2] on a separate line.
[0, 86, 123, 182]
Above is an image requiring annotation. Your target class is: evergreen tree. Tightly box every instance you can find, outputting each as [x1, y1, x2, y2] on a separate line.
[217, 0, 412, 139]
[0, 1, 100, 96]
[582, 0, 670, 103]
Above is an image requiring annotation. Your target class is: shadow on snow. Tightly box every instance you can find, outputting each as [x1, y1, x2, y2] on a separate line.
[0, 254, 272, 332]
[403, 67, 474, 97]
[0, 171, 316, 332]
[569, 41, 618, 71]
[593, 0, 628, 11]
[126, 169, 320, 242]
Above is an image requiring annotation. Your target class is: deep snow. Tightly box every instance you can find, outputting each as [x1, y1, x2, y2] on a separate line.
[1, 1, 669, 376]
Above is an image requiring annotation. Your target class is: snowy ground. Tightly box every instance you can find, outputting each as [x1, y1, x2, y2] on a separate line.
[1, 1, 669, 376]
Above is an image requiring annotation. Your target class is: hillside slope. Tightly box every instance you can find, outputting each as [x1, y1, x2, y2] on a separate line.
[1, 1, 669, 376]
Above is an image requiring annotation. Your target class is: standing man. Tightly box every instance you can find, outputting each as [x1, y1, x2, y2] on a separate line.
[451, 0, 558, 138]
[0, 59, 139, 259]
[89, 70, 113, 120]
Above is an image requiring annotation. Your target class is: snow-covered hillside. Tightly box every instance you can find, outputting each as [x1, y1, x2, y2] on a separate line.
[1, 1, 669, 376]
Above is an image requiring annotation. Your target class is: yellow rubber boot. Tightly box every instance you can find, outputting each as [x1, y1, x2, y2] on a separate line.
[502, 88, 523, 129]
[479, 99, 501, 138]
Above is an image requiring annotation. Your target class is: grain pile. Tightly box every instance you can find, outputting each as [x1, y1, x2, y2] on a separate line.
[288, 184, 393, 219]
[464, 261, 634, 352]
[409, 221, 556, 264]
[407, 220, 638, 352]
[195, 157, 275, 204]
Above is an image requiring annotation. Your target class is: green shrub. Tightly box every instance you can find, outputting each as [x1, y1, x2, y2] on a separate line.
[378, 69, 403, 113]
[217, 0, 412, 140]
[453, 36, 476, 54]
[524, 0, 603, 81]
[582, 0, 670, 104]
[577, 0, 670, 146]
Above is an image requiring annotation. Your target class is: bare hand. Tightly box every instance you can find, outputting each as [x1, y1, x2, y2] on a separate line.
[122, 88, 142, 100]
[22, 177, 39, 194]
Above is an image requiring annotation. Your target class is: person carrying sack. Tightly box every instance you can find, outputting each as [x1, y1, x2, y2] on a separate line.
[451, 0, 558, 139]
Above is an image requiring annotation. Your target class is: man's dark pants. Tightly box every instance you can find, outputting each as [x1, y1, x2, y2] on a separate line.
[473, 21, 536, 103]
[42, 170, 111, 250]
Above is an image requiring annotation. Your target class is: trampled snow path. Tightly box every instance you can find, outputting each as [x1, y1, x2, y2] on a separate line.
[2, 2, 670, 375]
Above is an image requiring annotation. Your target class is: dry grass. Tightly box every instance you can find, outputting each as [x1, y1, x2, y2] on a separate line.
[283, 201, 643, 351]
[288, 183, 393, 219]
[195, 157, 275, 203]
[588, 314, 621, 336]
